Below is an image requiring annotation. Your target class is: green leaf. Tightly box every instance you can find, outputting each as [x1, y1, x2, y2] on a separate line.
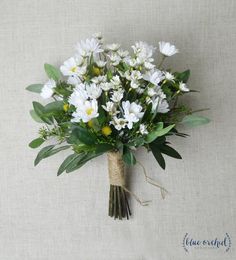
[122, 147, 136, 166]
[159, 144, 182, 159]
[34, 145, 70, 166]
[145, 123, 175, 143]
[44, 101, 64, 115]
[95, 143, 114, 154]
[26, 84, 43, 93]
[44, 63, 61, 81]
[29, 138, 45, 149]
[141, 103, 153, 122]
[32, 101, 52, 125]
[181, 115, 210, 127]
[71, 126, 97, 145]
[149, 143, 166, 169]
[34, 145, 55, 166]
[29, 110, 44, 123]
[175, 70, 190, 83]
[57, 153, 80, 176]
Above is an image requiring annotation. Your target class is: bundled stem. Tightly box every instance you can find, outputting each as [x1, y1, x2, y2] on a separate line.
[107, 151, 131, 219]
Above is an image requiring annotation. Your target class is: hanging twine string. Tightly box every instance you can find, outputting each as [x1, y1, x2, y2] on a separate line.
[107, 151, 168, 205]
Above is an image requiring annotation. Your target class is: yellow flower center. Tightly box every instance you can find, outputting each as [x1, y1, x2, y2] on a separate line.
[86, 108, 94, 116]
[102, 126, 112, 136]
[63, 104, 69, 112]
[92, 66, 101, 76]
[71, 66, 77, 73]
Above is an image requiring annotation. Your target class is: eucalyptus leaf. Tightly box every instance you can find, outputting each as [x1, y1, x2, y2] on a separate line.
[44, 63, 61, 81]
[30, 110, 44, 123]
[44, 101, 64, 115]
[71, 126, 97, 145]
[29, 138, 45, 149]
[181, 115, 210, 127]
[149, 143, 166, 169]
[34, 145, 55, 166]
[122, 147, 136, 166]
[26, 84, 43, 93]
[145, 123, 175, 143]
[57, 153, 80, 176]
[32, 101, 52, 125]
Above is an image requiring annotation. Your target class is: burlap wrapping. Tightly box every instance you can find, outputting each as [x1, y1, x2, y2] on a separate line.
[107, 151, 125, 186]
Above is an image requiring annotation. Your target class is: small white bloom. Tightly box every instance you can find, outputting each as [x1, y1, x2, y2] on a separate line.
[111, 89, 124, 102]
[164, 71, 175, 81]
[159, 41, 179, 56]
[102, 101, 118, 115]
[108, 53, 121, 66]
[68, 83, 88, 107]
[110, 75, 121, 87]
[143, 69, 164, 85]
[144, 61, 155, 70]
[132, 41, 155, 60]
[117, 49, 129, 58]
[122, 101, 144, 129]
[147, 87, 158, 97]
[96, 60, 106, 68]
[71, 99, 99, 123]
[110, 117, 127, 130]
[67, 75, 82, 85]
[92, 75, 106, 84]
[76, 38, 103, 57]
[86, 83, 102, 99]
[92, 32, 103, 40]
[105, 43, 120, 52]
[40, 79, 56, 99]
[125, 57, 137, 67]
[100, 82, 113, 91]
[139, 124, 148, 135]
[179, 82, 190, 92]
[60, 57, 79, 76]
[152, 97, 169, 113]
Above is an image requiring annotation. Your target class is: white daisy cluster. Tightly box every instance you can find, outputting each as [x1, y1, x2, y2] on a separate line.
[40, 34, 189, 136]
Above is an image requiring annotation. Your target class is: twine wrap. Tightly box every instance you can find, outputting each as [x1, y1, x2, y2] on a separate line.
[107, 151, 125, 186]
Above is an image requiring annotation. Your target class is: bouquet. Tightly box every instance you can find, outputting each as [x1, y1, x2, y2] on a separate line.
[27, 33, 209, 220]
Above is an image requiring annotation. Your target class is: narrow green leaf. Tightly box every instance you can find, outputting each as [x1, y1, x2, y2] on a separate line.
[29, 110, 44, 123]
[95, 143, 114, 154]
[122, 147, 136, 166]
[26, 84, 43, 93]
[32, 101, 52, 125]
[57, 153, 80, 176]
[145, 123, 175, 143]
[159, 144, 182, 159]
[181, 115, 210, 127]
[149, 143, 166, 169]
[34, 145, 55, 166]
[44, 63, 61, 81]
[29, 138, 45, 149]
[71, 126, 96, 145]
[45, 145, 70, 157]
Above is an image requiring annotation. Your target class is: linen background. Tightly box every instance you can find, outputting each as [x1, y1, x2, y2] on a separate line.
[0, 0, 235, 259]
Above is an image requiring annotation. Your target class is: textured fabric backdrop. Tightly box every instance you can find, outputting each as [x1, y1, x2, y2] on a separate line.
[0, 0, 235, 259]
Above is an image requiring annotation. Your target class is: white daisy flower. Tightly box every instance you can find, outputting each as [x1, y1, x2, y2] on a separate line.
[76, 38, 103, 57]
[152, 97, 169, 113]
[100, 82, 113, 91]
[179, 82, 190, 92]
[71, 99, 99, 123]
[91, 75, 106, 84]
[110, 75, 121, 88]
[92, 32, 103, 40]
[164, 71, 175, 82]
[86, 83, 102, 99]
[68, 83, 88, 107]
[67, 75, 82, 85]
[102, 101, 118, 115]
[159, 41, 179, 56]
[96, 60, 106, 68]
[144, 61, 155, 70]
[110, 117, 127, 130]
[122, 101, 144, 129]
[105, 43, 120, 52]
[143, 69, 164, 85]
[111, 89, 124, 102]
[40, 79, 56, 99]
[132, 41, 155, 60]
[108, 53, 121, 66]
[60, 57, 79, 76]
[117, 49, 129, 58]
[139, 124, 148, 135]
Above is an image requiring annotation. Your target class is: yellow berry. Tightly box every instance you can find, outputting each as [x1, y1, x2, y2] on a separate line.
[63, 104, 69, 112]
[93, 66, 101, 76]
[102, 126, 112, 136]
[88, 120, 93, 128]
